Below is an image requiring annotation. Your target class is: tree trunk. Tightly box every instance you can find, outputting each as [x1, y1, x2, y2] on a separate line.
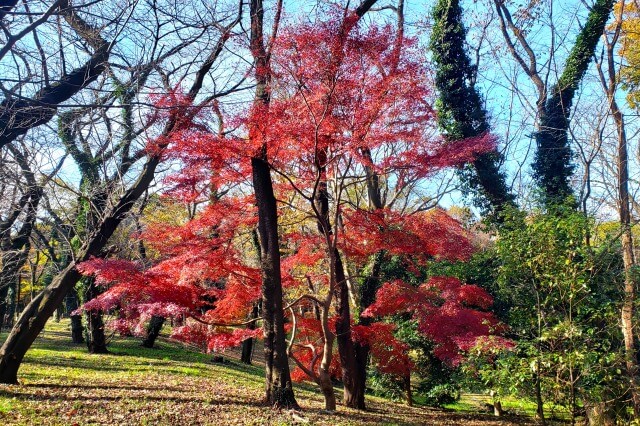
[431, 0, 514, 217]
[240, 304, 259, 364]
[252, 155, 298, 408]
[0, 247, 29, 331]
[70, 314, 84, 344]
[351, 252, 384, 409]
[65, 288, 84, 344]
[318, 367, 337, 411]
[405, 374, 413, 407]
[142, 315, 165, 348]
[594, 24, 640, 413]
[535, 0, 614, 205]
[85, 310, 108, 354]
[4, 284, 16, 330]
[613, 99, 640, 418]
[84, 279, 108, 354]
[0, 264, 81, 383]
[0, 285, 9, 332]
[490, 390, 503, 417]
[249, 0, 298, 409]
[240, 336, 254, 364]
[535, 370, 546, 425]
[334, 249, 362, 408]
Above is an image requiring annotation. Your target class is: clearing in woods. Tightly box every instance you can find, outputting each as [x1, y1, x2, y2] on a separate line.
[0, 319, 534, 425]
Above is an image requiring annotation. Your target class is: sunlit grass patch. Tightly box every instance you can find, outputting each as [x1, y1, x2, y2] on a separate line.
[0, 319, 532, 425]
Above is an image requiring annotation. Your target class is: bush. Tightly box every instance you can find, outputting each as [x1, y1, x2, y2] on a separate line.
[422, 383, 460, 407]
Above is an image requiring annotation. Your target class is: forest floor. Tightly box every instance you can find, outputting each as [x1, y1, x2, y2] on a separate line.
[0, 319, 540, 425]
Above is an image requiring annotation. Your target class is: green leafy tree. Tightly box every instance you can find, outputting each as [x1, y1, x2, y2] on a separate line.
[489, 208, 626, 423]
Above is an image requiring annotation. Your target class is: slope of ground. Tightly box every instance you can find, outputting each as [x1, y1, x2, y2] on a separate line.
[0, 319, 533, 425]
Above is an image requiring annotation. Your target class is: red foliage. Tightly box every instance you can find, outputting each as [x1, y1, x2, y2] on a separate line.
[205, 328, 263, 353]
[77, 197, 262, 352]
[352, 322, 413, 376]
[78, 14, 499, 380]
[288, 316, 343, 383]
[341, 208, 474, 262]
[364, 276, 505, 366]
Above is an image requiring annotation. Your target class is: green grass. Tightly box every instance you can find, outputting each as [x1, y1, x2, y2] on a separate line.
[444, 393, 571, 423]
[0, 319, 532, 425]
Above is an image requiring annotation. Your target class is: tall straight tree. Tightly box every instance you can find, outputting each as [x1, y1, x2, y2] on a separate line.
[248, 0, 298, 409]
[595, 1, 640, 415]
[431, 0, 514, 218]
[493, 0, 615, 206]
[305, 0, 378, 410]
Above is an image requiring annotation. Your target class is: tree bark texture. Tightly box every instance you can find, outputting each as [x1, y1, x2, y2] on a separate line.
[65, 288, 84, 344]
[531, 0, 614, 205]
[240, 304, 259, 364]
[84, 279, 108, 354]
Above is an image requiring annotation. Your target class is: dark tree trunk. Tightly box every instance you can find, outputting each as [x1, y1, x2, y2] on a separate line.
[431, 0, 514, 217]
[65, 288, 84, 344]
[312, 140, 362, 408]
[252, 155, 298, 408]
[404, 374, 412, 407]
[240, 335, 255, 364]
[70, 314, 84, 344]
[84, 279, 108, 354]
[312, 138, 361, 408]
[142, 315, 165, 348]
[240, 304, 259, 364]
[0, 264, 81, 383]
[249, 0, 298, 409]
[516, 0, 612, 205]
[5, 290, 15, 329]
[85, 310, 108, 354]
[352, 252, 384, 409]
[0, 250, 27, 332]
[0, 285, 9, 332]
[334, 249, 363, 409]
[535, 370, 546, 425]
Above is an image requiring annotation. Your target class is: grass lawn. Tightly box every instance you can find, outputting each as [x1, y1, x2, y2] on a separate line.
[444, 395, 570, 423]
[0, 319, 534, 425]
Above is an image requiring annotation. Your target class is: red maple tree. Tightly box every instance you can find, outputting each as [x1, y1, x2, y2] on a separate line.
[78, 11, 504, 410]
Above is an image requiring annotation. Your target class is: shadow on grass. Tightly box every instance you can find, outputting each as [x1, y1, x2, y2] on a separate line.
[21, 383, 191, 393]
[0, 387, 265, 407]
[26, 358, 129, 373]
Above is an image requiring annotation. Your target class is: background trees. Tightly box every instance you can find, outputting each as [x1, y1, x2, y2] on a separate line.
[0, 0, 246, 384]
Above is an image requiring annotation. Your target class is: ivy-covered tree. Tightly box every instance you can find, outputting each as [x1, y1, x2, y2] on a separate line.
[430, 0, 514, 218]
[493, 0, 615, 206]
